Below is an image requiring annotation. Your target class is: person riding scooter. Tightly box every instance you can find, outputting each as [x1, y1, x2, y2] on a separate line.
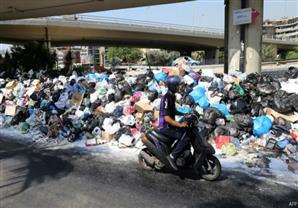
[158, 75, 191, 171]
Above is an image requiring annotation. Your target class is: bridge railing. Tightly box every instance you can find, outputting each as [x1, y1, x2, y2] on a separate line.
[43, 15, 224, 35]
[13, 15, 298, 43]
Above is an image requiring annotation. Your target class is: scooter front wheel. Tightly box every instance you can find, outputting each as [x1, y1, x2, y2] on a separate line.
[138, 150, 154, 171]
[201, 155, 221, 181]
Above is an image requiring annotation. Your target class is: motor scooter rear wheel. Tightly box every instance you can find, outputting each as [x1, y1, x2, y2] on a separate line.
[201, 155, 221, 181]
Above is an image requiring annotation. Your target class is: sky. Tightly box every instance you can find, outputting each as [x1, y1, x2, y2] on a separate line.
[1, 0, 298, 51]
[84, 0, 298, 29]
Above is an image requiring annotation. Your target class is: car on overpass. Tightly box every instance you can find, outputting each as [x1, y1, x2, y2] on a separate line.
[172, 56, 201, 66]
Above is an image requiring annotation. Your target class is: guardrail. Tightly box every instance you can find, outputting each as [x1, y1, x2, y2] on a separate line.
[5, 15, 298, 43]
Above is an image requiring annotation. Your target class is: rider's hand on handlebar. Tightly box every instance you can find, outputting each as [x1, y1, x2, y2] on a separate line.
[179, 121, 188, 128]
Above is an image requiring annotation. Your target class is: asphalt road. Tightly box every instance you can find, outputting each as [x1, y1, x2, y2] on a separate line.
[0, 136, 297, 208]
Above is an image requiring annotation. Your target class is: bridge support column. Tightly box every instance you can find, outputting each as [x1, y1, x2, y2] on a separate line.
[244, 0, 264, 74]
[225, 0, 263, 74]
[179, 50, 192, 57]
[205, 48, 220, 64]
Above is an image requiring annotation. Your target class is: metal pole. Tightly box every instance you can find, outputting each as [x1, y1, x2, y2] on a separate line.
[224, 0, 229, 74]
[239, 0, 246, 73]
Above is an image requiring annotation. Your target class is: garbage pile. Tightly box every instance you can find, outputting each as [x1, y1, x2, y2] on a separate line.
[0, 65, 298, 172]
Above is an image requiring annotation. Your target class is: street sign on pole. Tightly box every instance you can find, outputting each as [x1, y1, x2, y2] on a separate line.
[251, 8, 260, 23]
[233, 8, 252, 25]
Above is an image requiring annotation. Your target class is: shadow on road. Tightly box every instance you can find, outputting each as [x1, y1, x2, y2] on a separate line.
[0, 143, 74, 199]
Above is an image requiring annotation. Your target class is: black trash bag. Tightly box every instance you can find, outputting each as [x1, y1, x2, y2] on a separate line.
[234, 114, 253, 128]
[179, 84, 193, 96]
[213, 126, 230, 137]
[271, 81, 281, 91]
[228, 89, 240, 100]
[200, 76, 214, 82]
[0, 104, 5, 113]
[289, 93, 298, 112]
[147, 91, 158, 103]
[274, 117, 292, 129]
[90, 100, 102, 111]
[257, 83, 276, 95]
[202, 107, 225, 125]
[285, 66, 298, 79]
[10, 109, 30, 126]
[259, 74, 273, 83]
[114, 87, 123, 102]
[230, 98, 250, 114]
[272, 90, 294, 113]
[30, 92, 40, 101]
[246, 73, 259, 85]
[250, 102, 264, 117]
[51, 90, 62, 103]
[107, 93, 115, 102]
[184, 95, 195, 106]
[226, 122, 240, 137]
[113, 126, 131, 141]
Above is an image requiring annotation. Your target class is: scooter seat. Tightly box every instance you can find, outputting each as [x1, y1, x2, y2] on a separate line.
[149, 129, 173, 143]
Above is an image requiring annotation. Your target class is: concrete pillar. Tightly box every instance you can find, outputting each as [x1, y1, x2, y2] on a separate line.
[245, 0, 264, 73]
[180, 50, 192, 57]
[227, 0, 241, 72]
[215, 48, 220, 64]
[205, 48, 220, 65]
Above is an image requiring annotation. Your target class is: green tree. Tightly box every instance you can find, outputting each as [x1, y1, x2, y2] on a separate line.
[146, 50, 180, 66]
[10, 41, 56, 72]
[262, 44, 277, 61]
[286, 47, 298, 59]
[107, 47, 142, 64]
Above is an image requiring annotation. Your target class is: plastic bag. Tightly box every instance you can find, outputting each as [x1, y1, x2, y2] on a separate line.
[233, 84, 245, 96]
[202, 107, 224, 125]
[216, 135, 231, 149]
[211, 104, 230, 116]
[198, 96, 209, 109]
[154, 72, 167, 82]
[119, 134, 134, 147]
[222, 143, 237, 156]
[234, 114, 252, 128]
[189, 87, 206, 102]
[177, 106, 191, 114]
[253, 116, 272, 137]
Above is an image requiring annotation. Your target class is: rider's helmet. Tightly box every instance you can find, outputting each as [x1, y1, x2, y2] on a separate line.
[166, 76, 181, 93]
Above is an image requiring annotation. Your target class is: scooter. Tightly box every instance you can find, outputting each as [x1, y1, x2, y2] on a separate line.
[138, 112, 221, 181]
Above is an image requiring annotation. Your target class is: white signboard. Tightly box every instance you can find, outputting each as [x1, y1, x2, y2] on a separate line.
[233, 8, 252, 25]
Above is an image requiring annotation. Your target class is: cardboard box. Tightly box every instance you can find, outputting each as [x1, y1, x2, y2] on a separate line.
[5, 103, 16, 116]
[70, 92, 84, 107]
[134, 101, 153, 113]
[101, 131, 114, 142]
[5, 81, 17, 89]
[264, 107, 298, 123]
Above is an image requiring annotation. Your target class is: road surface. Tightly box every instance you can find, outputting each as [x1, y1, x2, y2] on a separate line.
[0, 136, 297, 208]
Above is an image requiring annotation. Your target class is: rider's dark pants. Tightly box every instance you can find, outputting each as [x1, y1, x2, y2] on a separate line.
[159, 127, 191, 159]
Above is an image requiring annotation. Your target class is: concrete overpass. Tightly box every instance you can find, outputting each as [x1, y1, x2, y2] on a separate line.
[0, 0, 187, 20]
[0, 0, 293, 73]
[0, 15, 297, 54]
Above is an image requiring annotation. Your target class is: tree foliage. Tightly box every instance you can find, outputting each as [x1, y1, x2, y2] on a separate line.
[107, 47, 142, 64]
[10, 41, 57, 72]
[262, 44, 277, 61]
[286, 47, 298, 59]
[146, 50, 180, 66]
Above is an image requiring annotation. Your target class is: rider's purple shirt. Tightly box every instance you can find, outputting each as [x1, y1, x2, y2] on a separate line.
[159, 92, 176, 128]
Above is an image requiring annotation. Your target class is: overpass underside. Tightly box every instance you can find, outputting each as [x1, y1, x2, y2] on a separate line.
[0, 24, 222, 51]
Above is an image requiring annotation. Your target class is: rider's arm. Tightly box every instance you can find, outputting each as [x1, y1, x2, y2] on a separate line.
[164, 115, 187, 128]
